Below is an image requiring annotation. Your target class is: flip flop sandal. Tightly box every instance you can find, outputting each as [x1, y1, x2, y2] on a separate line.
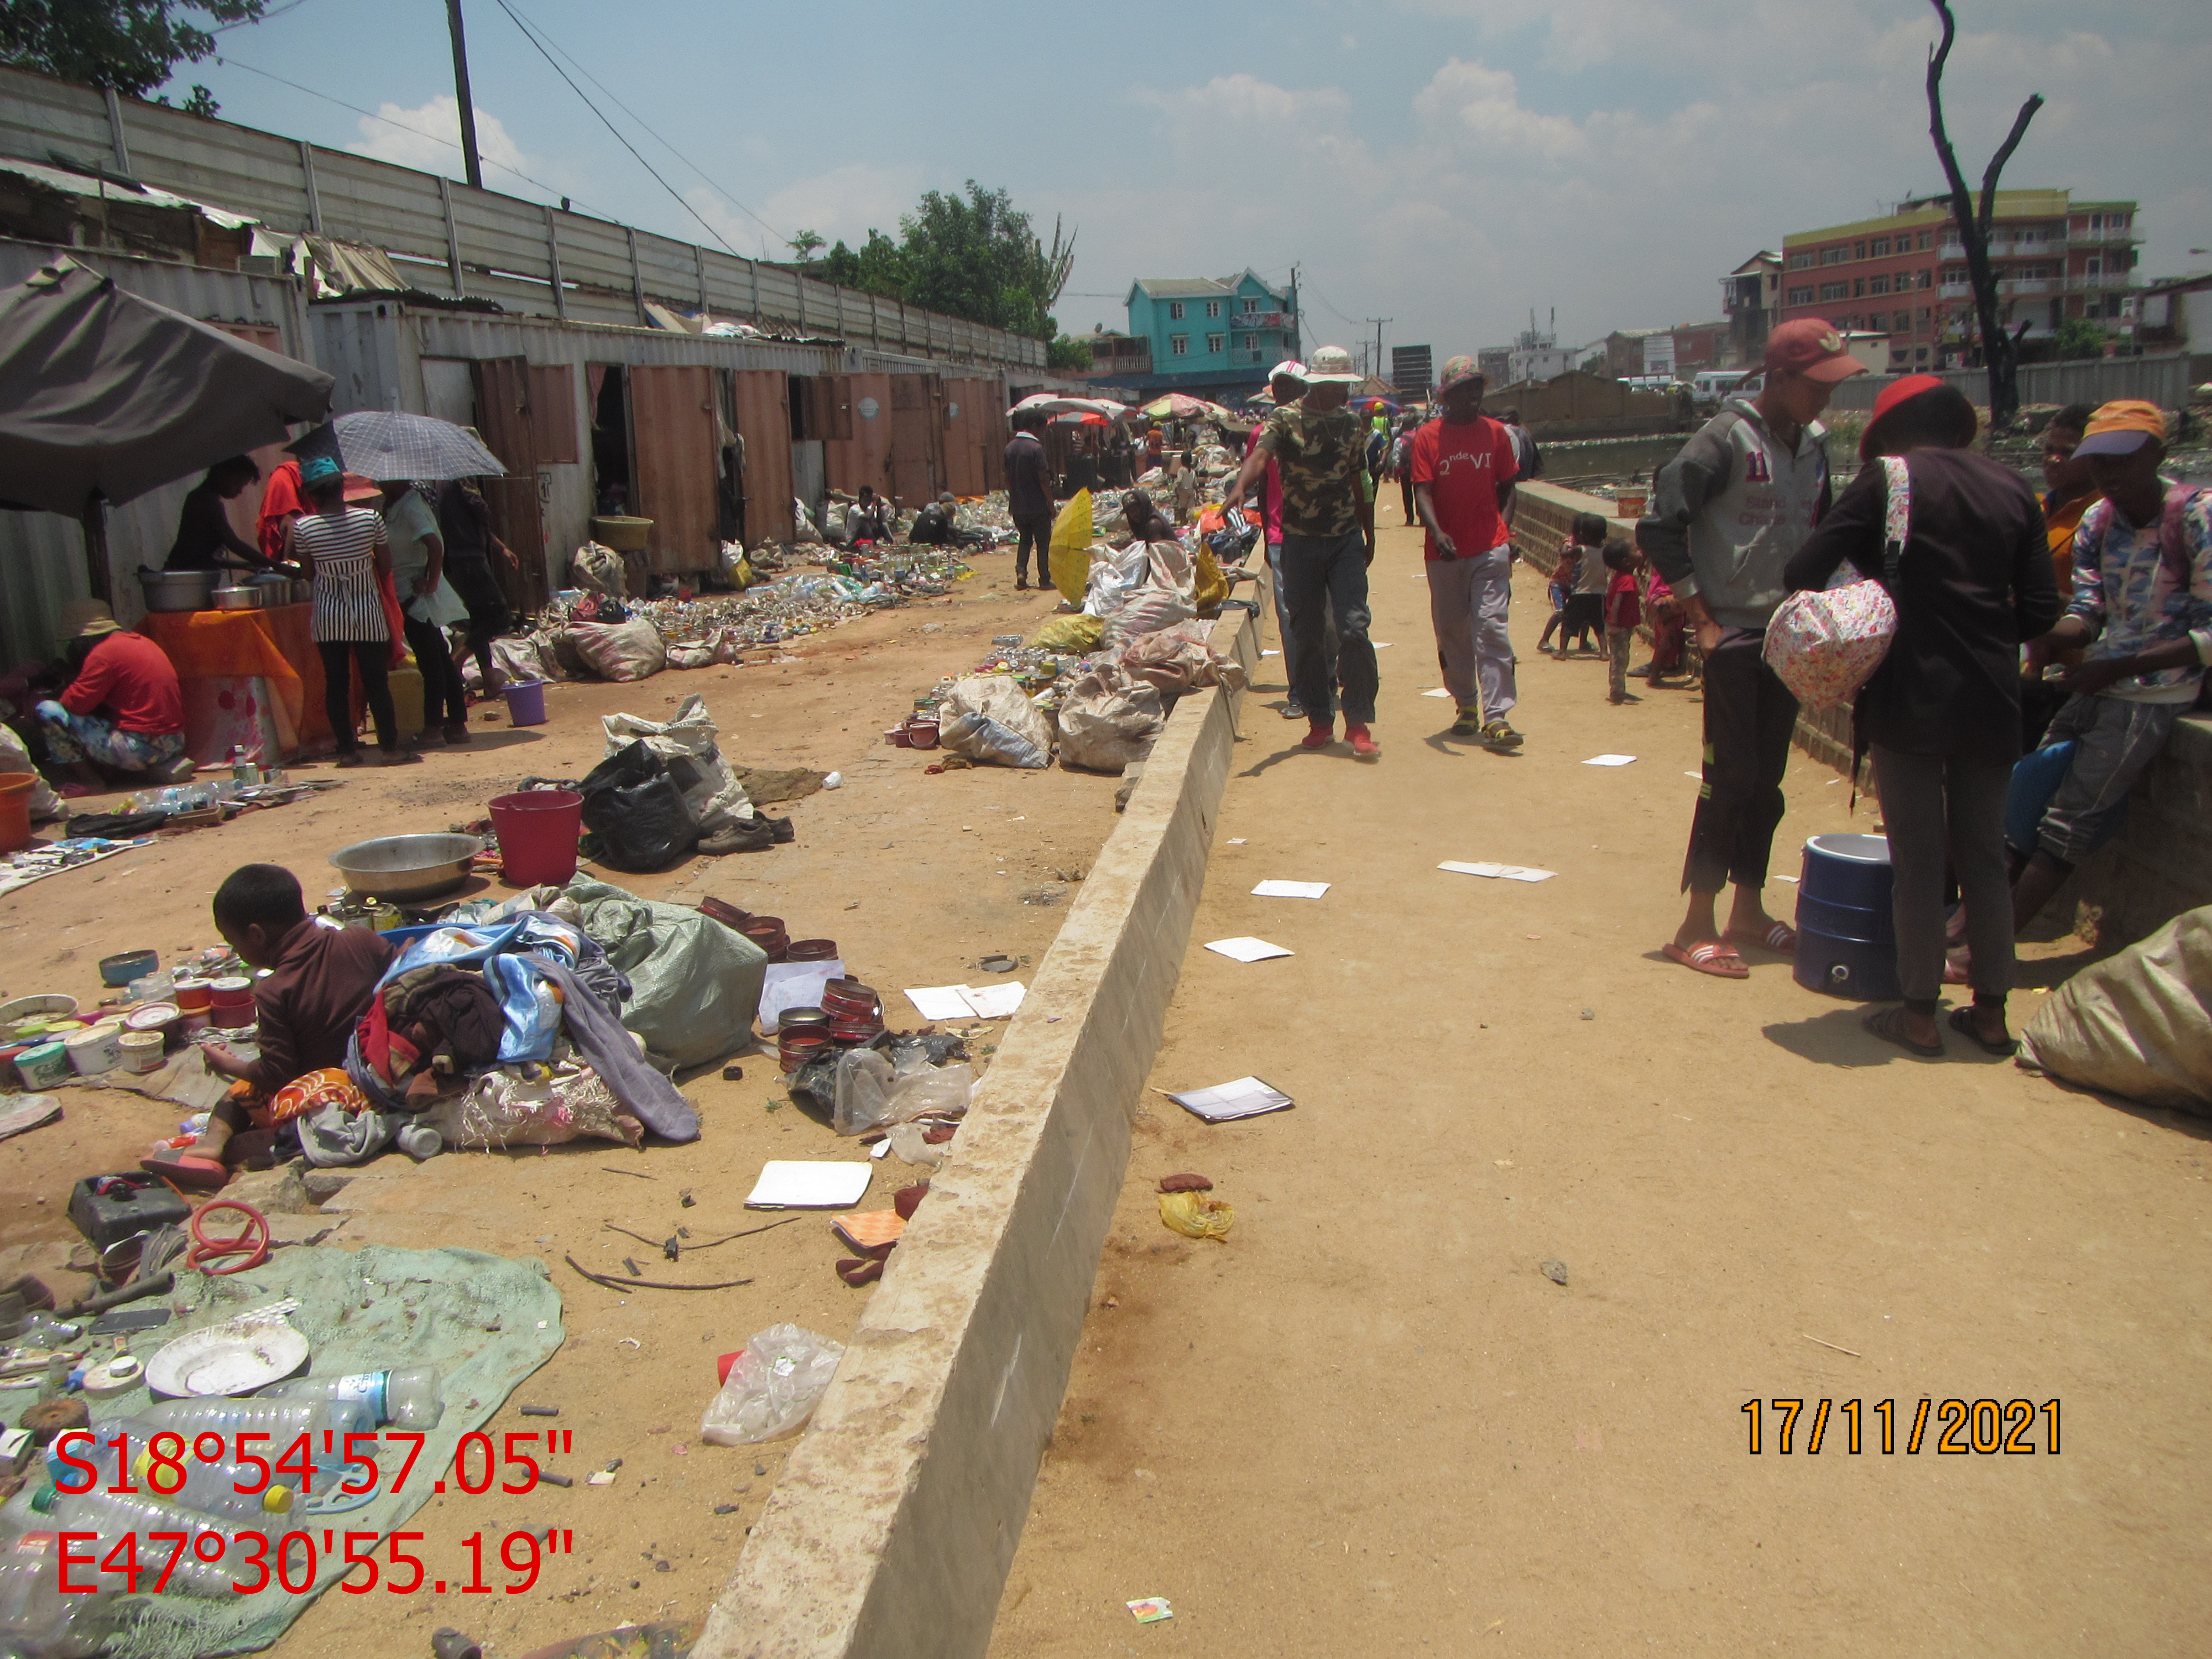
[1863, 1005, 1944, 1057]
[1941, 952, 1971, 985]
[1948, 1007, 2018, 1057]
[1727, 920, 1798, 955]
[1663, 940, 1749, 979]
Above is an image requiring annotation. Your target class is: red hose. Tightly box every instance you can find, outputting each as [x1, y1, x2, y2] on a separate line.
[186, 1198, 271, 1275]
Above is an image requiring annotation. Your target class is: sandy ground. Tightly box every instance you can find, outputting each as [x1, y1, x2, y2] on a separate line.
[987, 502, 2212, 1658]
[0, 549, 1132, 1656]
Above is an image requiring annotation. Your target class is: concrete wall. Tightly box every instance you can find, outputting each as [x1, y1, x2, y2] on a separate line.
[2052, 712, 2212, 947]
[693, 610, 1258, 1659]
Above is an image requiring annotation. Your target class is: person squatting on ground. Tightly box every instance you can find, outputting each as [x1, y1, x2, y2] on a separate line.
[1995, 399, 2212, 951]
[143, 864, 397, 1189]
[1784, 377, 2060, 1058]
[1603, 540, 1643, 704]
[1408, 355, 1524, 750]
[1229, 345, 1380, 758]
[1005, 410, 1056, 592]
[34, 601, 191, 787]
[1637, 317, 1864, 978]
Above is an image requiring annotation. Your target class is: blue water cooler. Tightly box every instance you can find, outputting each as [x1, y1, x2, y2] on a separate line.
[1792, 833, 1901, 1001]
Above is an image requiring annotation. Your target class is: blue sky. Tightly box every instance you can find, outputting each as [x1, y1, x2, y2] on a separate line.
[171, 0, 2210, 358]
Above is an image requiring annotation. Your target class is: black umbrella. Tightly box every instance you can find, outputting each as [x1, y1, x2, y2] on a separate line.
[0, 257, 333, 514]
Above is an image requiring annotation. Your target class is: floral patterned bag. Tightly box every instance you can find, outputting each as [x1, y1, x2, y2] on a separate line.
[1762, 456, 1908, 707]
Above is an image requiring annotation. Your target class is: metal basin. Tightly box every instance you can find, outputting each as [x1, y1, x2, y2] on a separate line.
[139, 568, 217, 613]
[329, 833, 482, 901]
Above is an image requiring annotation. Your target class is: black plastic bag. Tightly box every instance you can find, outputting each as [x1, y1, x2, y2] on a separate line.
[576, 739, 697, 872]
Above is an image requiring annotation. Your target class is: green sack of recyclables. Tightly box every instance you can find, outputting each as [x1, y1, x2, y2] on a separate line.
[559, 876, 766, 1070]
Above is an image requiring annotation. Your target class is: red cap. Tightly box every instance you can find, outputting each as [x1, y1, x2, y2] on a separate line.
[1859, 373, 1948, 461]
[1764, 319, 1865, 383]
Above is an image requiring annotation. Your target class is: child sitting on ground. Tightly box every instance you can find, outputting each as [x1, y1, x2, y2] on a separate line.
[1603, 540, 1643, 704]
[1555, 512, 1610, 656]
[143, 864, 396, 1189]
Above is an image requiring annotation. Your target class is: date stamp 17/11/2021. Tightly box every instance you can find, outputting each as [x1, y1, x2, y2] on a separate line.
[1742, 1398, 2061, 1457]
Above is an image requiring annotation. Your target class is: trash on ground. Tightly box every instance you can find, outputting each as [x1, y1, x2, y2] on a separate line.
[831, 1211, 906, 1254]
[1250, 880, 1329, 899]
[1164, 1077, 1294, 1123]
[1421, 687, 1453, 698]
[901, 982, 1026, 1021]
[2019, 905, 2212, 1110]
[1159, 1190, 1234, 1241]
[1127, 1597, 1175, 1623]
[1541, 1258, 1571, 1286]
[1204, 937, 1293, 962]
[1581, 754, 1639, 766]
[699, 1323, 845, 1444]
[1157, 1173, 1213, 1193]
[1439, 862, 1556, 883]
[744, 1161, 873, 1209]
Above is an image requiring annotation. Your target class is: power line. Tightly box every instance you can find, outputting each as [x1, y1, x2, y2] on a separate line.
[212, 0, 315, 30]
[489, 0, 740, 256]
[216, 54, 615, 216]
[495, 0, 786, 248]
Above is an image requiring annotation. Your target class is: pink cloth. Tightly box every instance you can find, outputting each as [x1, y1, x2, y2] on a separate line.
[1242, 425, 1284, 545]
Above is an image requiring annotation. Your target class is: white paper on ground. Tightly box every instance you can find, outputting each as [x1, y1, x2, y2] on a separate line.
[1439, 861, 1556, 883]
[961, 981, 1026, 1019]
[1226, 837, 1246, 844]
[759, 960, 845, 1026]
[745, 1161, 873, 1209]
[1582, 754, 1639, 766]
[904, 985, 978, 1021]
[1252, 879, 1330, 899]
[1421, 687, 1453, 698]
[1205, 936, 1293, 962]
[1168, 1076, 1295, 1123]
[1259, 649, 1281, 657]
[1774, 874, 1800, 883]
[1686, 771, 1703, 781]
[1372, 641, 1394, 648]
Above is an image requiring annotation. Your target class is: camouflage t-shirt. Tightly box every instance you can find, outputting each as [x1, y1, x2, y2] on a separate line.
[1258, 403, 1366, 538]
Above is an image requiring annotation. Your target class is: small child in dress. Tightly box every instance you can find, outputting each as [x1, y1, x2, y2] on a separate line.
[1555, 512, 1610, 656]
[1537, 549, 1576, 655]
[1603, 540, 1643, 704]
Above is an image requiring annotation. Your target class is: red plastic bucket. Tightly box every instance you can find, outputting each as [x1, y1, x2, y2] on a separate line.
[0, 771, 34, 854]
[491, 789, 583, 888]
[503, 680, 549, 727]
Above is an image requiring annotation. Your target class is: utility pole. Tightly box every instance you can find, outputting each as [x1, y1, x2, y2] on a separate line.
[446, 0, 483, 190]
[1363, 317, 1391, 382]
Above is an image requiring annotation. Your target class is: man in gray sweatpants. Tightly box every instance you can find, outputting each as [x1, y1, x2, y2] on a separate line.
[1637, 320, 1862, 977]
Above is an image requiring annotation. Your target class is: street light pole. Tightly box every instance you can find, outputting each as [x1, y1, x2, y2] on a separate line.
[446, 0, 483, 190]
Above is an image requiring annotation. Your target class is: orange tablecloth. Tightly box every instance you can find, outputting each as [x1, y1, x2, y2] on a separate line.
[142, 605, 328, 753]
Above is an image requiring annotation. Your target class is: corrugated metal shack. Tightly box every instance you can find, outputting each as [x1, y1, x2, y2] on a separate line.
[0, 63, 1044, 665]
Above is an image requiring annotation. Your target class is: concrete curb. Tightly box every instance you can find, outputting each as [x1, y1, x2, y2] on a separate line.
[694, 605, 1259, 1659]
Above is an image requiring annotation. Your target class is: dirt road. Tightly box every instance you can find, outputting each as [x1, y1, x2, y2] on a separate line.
[988, 506, 2212, 1657]
[1, 554, 1133, 1657]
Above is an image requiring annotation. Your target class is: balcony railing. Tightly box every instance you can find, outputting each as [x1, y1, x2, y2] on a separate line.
[1998, 279, 2053, 296]
[1939, 282, 1973, 300]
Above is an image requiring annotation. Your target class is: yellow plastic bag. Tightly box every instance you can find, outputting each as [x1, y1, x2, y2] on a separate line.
[1192, 545, 1228, 617]
[1048, 489, 1093, 599]
[1159, 1190, 1234, 1241]
[1029, 613, 1106, 652]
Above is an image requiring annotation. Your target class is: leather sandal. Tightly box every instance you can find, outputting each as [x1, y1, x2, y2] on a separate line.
[1863, 1005, 1944, 1057]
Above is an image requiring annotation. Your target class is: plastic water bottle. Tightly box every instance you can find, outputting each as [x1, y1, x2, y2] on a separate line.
[22, 1487, 263, 1601]
[259, 1365, 442, 1430]
[45, 1423, 294, 1527]
[138, 1395, 374, 1446]
[0, 1539, 119, 1659]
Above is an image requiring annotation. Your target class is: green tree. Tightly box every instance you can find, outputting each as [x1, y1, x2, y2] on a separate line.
[786, 229, 826, 260]
[1047, 334, 1092, 372]
[2052, 317, 2109, 361]
[815, 229, 907, 299]
[0, 0, 264, 100]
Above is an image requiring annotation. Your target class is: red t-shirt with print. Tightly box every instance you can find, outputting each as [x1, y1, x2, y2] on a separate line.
[1408, 415, 1519, 561]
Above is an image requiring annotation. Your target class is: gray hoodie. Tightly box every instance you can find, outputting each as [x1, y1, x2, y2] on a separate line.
[1636, 397, 1833, 632]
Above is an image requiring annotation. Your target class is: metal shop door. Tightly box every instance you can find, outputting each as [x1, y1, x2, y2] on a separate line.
[628, 364, 722, 575]
[823, 373, 892, 500]
[888, 374, 943, 509]
[469, 356, 577, 611]
[730, 369, 797, 546]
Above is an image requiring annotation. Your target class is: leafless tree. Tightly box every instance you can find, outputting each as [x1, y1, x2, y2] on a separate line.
[1926, 0, 2043, 429]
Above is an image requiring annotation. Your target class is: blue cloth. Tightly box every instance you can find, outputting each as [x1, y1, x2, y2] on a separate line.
[375, 912, 626, 1063]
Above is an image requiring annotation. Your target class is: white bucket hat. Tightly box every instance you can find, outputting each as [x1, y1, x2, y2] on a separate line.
[1302, 345, 1361, 385]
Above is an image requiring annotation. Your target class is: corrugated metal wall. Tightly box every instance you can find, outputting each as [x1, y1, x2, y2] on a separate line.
[628, 365, 722, 575]
[823, 373, 894, 499]
[730, 371, 796, 547]
[1821, 352, 2192, 411]
[0, 238, 314, 667]
[0, 65, 1046, 370]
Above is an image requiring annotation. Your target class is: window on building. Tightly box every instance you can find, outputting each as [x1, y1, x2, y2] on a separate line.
[1206, 333, 1224, 353]
[1871, 237, 1891, 256]
[1168, 301, 1185, 320]
[1819, 281, 1848, 301]
[1917, 306, 1931, 322]
[1869, 274, 1890, 295]
[1916, 347, 1929, 361]
[1205, 300, 1222, 319]
[1242, 297, 1260, 313]
[1788, 251, 1815, 270]
[1787, 285, 1815, 305]
[1917, 269, 1932, 289]
[2089, 213, 2102, 231]
[1821, 246, 1848, 265]
[1853, 241, 1866, 260]
[1853, 278, 1865, 297]
[1918, 229, 1932, 250]
[1893, 310, 1911, 331]
[2111, 211, 2129, 229]
[1170, 335, 1188, 356]
[2086, 257, 2102, 276]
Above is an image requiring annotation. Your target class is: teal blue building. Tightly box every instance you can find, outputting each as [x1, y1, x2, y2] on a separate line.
[1118, 271, 1301, 399]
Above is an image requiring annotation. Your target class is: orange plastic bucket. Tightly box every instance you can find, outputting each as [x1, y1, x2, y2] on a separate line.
[0, 771, 35, 854]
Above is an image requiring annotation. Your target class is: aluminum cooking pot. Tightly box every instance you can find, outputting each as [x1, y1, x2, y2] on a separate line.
[211, 586, 262, 610]
[138, 567, 217, 613]
[328, 833, 483, 902]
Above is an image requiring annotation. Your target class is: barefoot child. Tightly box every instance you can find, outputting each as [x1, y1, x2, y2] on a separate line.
[1558, 513, 1609, 655]
[1603, 540, 1642, 703]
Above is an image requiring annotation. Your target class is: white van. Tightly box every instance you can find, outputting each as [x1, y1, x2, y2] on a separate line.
[1691, 369, 1755, 403]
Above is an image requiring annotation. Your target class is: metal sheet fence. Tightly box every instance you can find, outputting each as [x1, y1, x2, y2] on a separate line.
[1822, 354, 2192, 412]
[0, 66, 1045, 370]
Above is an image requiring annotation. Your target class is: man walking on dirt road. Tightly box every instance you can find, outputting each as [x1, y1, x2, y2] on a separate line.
[1230, 344, 1380, 758]
[1637, 319, 1863, 978]
[1410, 356, 1523, 749]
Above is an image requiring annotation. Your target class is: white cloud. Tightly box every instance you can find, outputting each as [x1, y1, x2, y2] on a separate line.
[1413, 58, 1587, 161]
[702, 161, 926, 257]
[347, 95, 532, 184]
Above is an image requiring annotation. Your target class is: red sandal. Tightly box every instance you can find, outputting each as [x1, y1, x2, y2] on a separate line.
[1725, 920, 1798, 956]
[1663, 940, 1749, 979]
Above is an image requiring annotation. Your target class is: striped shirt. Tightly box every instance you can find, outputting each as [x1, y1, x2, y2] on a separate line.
[295, 507, 389, 643]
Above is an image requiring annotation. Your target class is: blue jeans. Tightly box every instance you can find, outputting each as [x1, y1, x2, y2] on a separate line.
[35, 702, 186, 773]
[1279, 530, 1377, 724]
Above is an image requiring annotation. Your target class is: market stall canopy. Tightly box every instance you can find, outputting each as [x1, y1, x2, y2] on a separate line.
[1140, 392, 1231, 422]
[302, 410, 505, 482]
[1007, 393, 1131, 421]
[0, 257, 333, 514]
